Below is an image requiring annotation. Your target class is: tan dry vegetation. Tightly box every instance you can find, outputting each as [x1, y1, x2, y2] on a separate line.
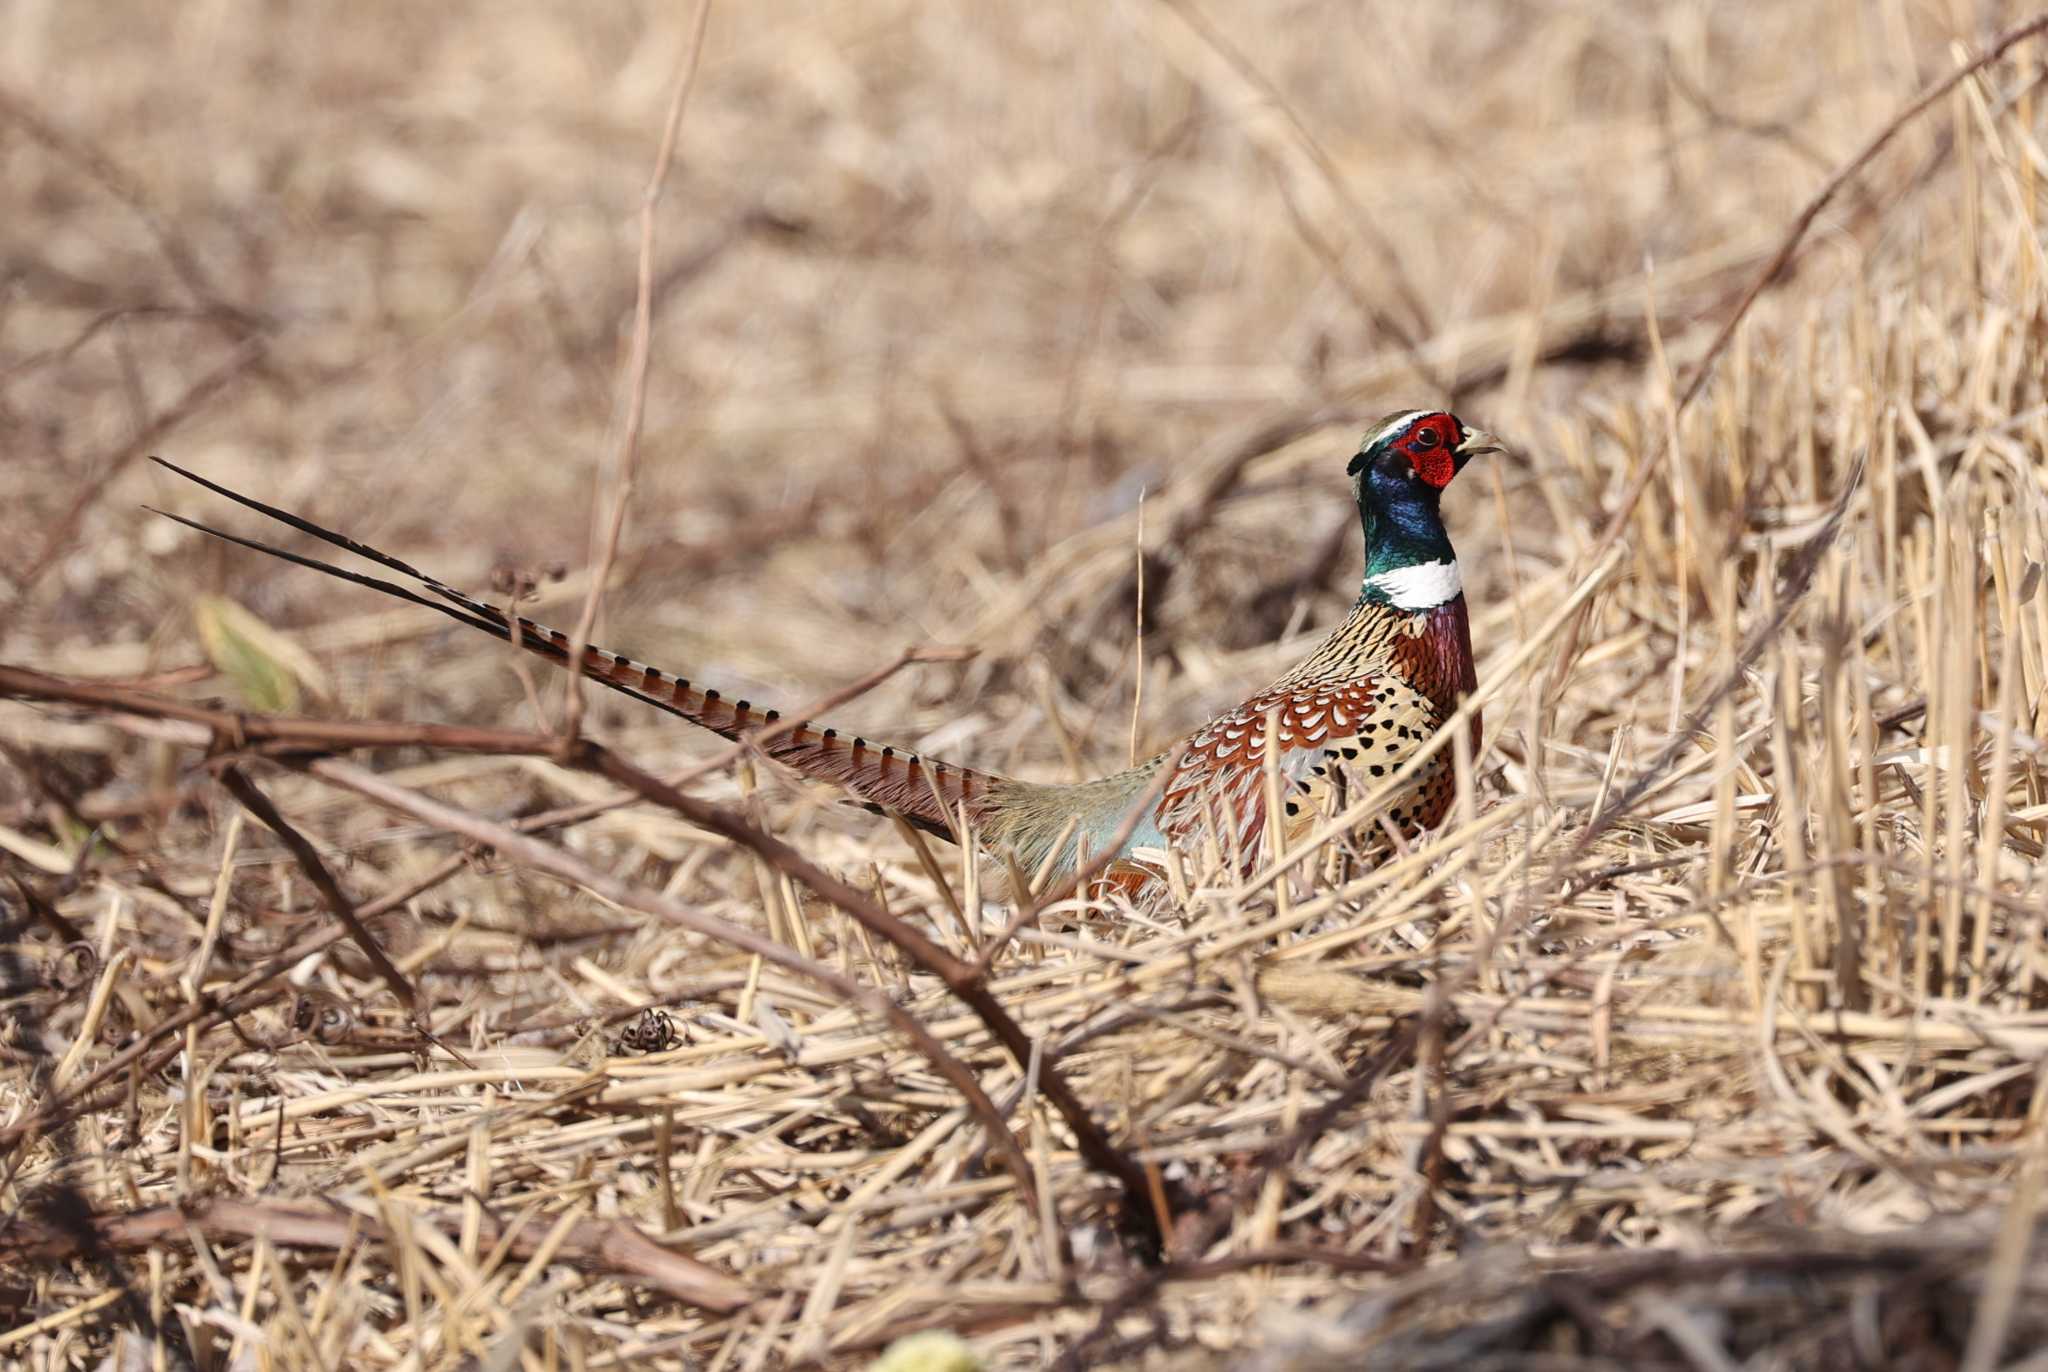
[3, 2, 2048, 1368]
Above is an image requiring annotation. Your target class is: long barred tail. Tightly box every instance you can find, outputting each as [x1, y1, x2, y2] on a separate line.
[148, 458, 1007, 840]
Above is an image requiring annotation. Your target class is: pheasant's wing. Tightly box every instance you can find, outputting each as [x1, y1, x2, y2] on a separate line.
[1154, 676, 1452, 866]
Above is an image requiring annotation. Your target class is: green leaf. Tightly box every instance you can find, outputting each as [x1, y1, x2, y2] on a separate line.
[194, 596, 330, 713]
[866, 1331, 981, 1372]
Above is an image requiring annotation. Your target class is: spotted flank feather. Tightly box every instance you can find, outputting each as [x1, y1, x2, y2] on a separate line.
[1152, 590, 1476, 865]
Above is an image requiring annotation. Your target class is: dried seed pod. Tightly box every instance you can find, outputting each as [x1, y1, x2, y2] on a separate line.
[617, 1007, 679, 1054]
[52, 942, 98, 992]
[291, 992, 356, 1045]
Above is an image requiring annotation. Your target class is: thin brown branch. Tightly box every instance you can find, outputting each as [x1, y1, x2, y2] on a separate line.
[0, 661, 558, 756]
[1153, 0, 1438, 350]
[1580, 11, 2048, 566]
[0, 84, 256, 324]
[290, 753, 1051, 1231]
[560, 0, 713, 747]
[214, 764, 458, 1060]
[0, 1196, 753, 1312]
[10, 339, 264, 595]
[566, 744, 1169, 1252]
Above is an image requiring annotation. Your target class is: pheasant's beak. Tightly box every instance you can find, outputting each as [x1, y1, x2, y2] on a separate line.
[1454, 427, 1502, 475]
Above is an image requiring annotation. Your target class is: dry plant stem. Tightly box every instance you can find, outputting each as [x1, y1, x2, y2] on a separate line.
[888, 812, 975, 948]
[562, 746, 1167, 1248]
[0, 1196, 752, 1312]
[0, 662, 559, 755]
[214, 764, 454, 1059]
[1152, 0, 1438, 359]
[1581, 11, 2048, 568]
[1129, 489, 1146, 767]
[0, 84, 252, 323]
[10, 339, 263, 594]
[1054, 1019, 1425, 1372]
[559, 0, 712, 748]
[288, 755, 1090, 1235]
[284, 761, 1155, 1261]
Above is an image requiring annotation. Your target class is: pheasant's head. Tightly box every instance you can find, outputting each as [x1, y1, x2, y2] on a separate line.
[1348, 409, 1500, 609]
[1348, 409, 1498, 498]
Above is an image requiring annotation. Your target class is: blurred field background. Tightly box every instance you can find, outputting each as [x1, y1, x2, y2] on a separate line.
[4, 1, 2048, 1368]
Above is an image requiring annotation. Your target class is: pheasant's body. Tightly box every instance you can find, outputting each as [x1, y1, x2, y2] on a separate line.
[982, 595, 1478, 879]
[154, 409, 1495, 889]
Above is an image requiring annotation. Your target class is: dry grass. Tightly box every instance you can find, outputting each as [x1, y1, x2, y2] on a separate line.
[3, 3, 2048, 1368]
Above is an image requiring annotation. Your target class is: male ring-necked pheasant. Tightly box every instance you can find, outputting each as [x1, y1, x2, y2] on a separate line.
[155, 408, 1496, 888]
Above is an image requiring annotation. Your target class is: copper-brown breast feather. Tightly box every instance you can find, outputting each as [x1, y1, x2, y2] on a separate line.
[1152, 596, 1478, 860]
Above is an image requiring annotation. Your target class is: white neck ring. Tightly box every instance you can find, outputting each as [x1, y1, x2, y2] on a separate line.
[1365, 558, 1462, 610]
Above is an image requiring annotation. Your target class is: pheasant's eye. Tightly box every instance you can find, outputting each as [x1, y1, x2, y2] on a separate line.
[1413, 427, 1441, 449]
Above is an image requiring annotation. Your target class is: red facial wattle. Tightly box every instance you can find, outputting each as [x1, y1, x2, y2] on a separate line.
[1396, 413, 1464, 488]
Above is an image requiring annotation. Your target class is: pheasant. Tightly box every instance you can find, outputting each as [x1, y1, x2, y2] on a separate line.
[152, 408, 1496, 889]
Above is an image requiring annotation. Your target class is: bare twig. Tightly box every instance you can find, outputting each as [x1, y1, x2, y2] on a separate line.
[10, 339, 264, 594]
[563, 743, 1168, 1250]
[214, 764, 460, 1061]
[1580, 12, 2048, 566]
[559, 0, 713, 747]
[0, 1196, 752, 1312]
[4, 656, 1166, 1250]
[293, 752, 1055, 1230]
[0, 84, 256, 324]
[1148, 0, 1439, 356]
[0, 661, 566, 758]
